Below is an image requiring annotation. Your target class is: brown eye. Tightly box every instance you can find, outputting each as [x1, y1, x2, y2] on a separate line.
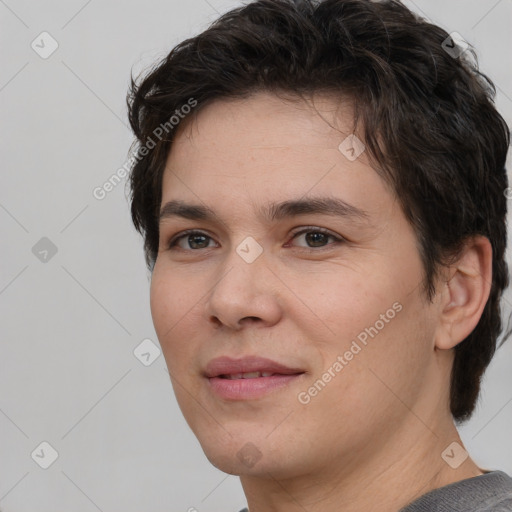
[290, 227, 344, 249]
[303, 232, 330, 247]
[168, 230, 216, 250]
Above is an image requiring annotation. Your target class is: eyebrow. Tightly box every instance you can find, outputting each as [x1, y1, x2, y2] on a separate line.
[159, 196, 371, 226]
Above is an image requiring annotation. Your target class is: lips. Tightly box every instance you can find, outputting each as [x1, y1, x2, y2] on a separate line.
[204, 356, 305, 400]
[221, 371, 276, 379]
[204, 356, 304, 378]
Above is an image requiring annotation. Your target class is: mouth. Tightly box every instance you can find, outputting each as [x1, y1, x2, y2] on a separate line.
[218, 371, 287, 379]
[204, 356, 306, 400]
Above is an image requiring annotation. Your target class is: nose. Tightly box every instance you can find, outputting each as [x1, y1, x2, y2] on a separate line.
[205, 245, 283, 331]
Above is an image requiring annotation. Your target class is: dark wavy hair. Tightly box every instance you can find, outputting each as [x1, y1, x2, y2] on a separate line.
[126, 0, 510, 422]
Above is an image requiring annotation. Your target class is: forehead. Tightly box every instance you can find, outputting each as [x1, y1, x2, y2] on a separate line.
[161, 91, 394, 223]
[172, 91, 355, 153]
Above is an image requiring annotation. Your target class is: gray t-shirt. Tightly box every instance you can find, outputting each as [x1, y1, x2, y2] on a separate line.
[237, 470, 512, 511]
[399, 470, 512, 511]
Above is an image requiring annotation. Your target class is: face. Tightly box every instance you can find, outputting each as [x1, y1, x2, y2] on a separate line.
[150, 92, 444, 478]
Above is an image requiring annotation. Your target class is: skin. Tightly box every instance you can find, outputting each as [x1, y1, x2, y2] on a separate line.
[150, 91, 492, 512]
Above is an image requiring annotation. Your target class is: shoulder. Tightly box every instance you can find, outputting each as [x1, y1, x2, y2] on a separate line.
[400, 471, 512, 512]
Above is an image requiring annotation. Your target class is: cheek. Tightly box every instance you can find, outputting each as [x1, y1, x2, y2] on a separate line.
[292, 265, 394, 349]
[149, 266, 200, 367]
[296, 297, 433, 451]
[149, 268, 174, 340]
[301, 261, 432, 396]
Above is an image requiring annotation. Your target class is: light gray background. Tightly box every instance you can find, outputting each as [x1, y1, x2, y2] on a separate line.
[1, 1, 511, 511]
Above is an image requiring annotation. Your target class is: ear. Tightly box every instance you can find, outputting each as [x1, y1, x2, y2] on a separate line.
[435, 236, 493, 350]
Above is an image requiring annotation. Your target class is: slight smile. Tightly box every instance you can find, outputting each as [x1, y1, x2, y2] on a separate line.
[204, 356, 306, 400]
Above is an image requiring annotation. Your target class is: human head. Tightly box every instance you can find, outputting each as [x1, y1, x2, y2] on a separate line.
[127, 0, 509, 429]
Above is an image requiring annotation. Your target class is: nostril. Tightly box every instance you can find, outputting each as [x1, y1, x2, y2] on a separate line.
[237, 316, 263, 329]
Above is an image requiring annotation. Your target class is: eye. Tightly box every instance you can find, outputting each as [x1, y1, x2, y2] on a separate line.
[287, 227, 344, 249]
[167, 230, 217, 251]
[166, 226, 344, 252]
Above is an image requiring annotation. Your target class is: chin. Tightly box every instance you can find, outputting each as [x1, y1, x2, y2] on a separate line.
[201, 447, 260, 475]
[196, 432, 274, 475]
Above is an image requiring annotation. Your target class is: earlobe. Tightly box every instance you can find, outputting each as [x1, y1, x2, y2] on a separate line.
[435, 236, 493, 351]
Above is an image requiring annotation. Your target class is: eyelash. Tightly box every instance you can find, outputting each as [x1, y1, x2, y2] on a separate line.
[166, 226, 345, 252]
